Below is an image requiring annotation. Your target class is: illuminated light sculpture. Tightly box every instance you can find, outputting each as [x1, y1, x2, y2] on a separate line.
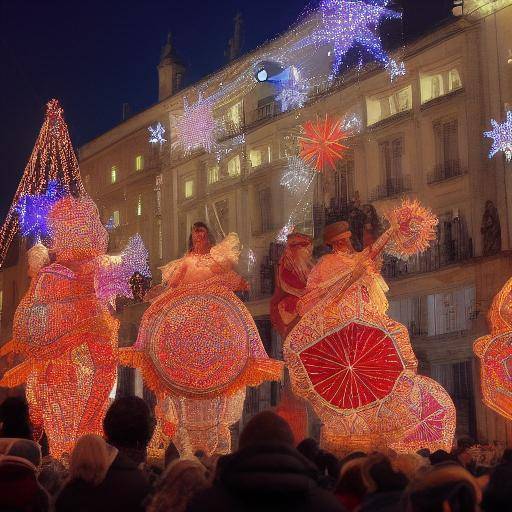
[484, 110, 512, 163]
[0, 99, 85, 266]
[148, 122, 167, 146]
[0, 193, 151, 457]
[284, 200, 456, 453]
[172, 94, 217, 155]
[280, 156, 316, 196]
[299, 115, 348, 172]
[316, 0, 402, 76]
[121, 225, 283, 456]
[474, 277, 512, 420]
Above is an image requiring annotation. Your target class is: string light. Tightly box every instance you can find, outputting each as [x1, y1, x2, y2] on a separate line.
[280, 156, 316, 195]
[299, 115, 348, 172]
[148, 122, 167, 146]
[0, 99, 85, 267]
[314, 0, 402, 77]
[484, 110, 512, 163]
[172, 94, 217, 155]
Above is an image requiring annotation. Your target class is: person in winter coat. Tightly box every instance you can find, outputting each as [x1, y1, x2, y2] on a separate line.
[186, 411, 345, 512]
[55, 434, 150, 512]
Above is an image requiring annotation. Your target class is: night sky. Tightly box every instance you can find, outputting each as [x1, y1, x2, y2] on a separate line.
[0, 0, 453, 220]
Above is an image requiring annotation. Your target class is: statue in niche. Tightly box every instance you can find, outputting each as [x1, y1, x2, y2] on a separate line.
[481, 200, 501, 257]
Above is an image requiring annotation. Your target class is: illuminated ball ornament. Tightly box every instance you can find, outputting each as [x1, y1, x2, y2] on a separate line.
[299, 115, 348, 172]
[484, 110, 512, 163]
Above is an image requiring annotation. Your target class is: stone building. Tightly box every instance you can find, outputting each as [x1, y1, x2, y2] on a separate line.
[2, 1, 512, 444]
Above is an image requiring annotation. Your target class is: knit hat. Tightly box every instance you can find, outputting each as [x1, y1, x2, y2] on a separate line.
[239, 411, 294, 449]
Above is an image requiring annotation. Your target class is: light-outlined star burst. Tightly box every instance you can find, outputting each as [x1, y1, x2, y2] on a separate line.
[280, 156, 316, 195]
[484, 111, 512, 163]
[148, 122, 167, 146]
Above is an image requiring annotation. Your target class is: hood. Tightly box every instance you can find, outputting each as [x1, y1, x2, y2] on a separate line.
[219, 442, 320, 497]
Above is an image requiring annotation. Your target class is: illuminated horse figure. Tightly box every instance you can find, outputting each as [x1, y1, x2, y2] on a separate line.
[284, 200, 456, 454]
[0, 194, 150, 456]
[474, 277, 512, 420]
[122, 222, 283, 456]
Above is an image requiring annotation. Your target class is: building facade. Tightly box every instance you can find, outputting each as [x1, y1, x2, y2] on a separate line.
[2, 1, 512, 444]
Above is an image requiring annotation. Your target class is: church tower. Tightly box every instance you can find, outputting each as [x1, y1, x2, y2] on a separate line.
[158, 33, 186, 101]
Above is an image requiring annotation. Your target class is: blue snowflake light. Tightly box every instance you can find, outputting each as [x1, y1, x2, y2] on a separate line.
[484, 111, 512, 163]
[16, 180, 65, 241]
[316, 0, 402, 77]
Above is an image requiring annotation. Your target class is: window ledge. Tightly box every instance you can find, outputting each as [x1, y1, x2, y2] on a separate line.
[367, 109, 413, 131]
[420, 87, 464, 111]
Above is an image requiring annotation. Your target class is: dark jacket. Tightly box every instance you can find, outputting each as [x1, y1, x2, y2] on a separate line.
[358, 490, 403, 512]
[186, 442, 345, 512]
[55, 452, 150, 512]
[0, 459, 49, 512]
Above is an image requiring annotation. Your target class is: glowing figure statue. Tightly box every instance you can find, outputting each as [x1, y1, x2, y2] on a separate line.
[270, 232, 314, 339]
[284, 200, 456, 454]
[0, 195, 149, 456]
[122, 222, 283, 456]
[474, 277, 512, 420]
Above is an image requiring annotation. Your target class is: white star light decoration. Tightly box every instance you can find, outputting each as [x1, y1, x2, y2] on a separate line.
[276, 84, 309, 112]
[281, 156, 316, 195]
[172, 94, 217, 155]
[148, 122, 167, 146]
[386, 58, 406, 82]
[316, 0, 402, 77]
[484, 111, 512, 163]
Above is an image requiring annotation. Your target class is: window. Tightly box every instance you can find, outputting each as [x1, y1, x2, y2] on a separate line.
[420, 67, 463, 104]
[249, 149, 262, 168]
[449, 69, 462, 91]
[258, 188, 272, 232]
[366, 86, 413, 125]
[207, 165, 220, 184]
[227, 101, 243, 128]
[184, 179, 194, 198]
[113, 210, 120, 227]
[135, 155, 144, 171]
[227, 155, 241, 177]
[433, 119, 459, 178]
[110, 165, 118, 184]
[379, 136, 404, 194]
[267, 145, 272, 163]
[137, 195, 142, 216]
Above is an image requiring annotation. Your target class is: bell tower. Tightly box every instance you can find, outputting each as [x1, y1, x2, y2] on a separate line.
[158, 33, 186, 101]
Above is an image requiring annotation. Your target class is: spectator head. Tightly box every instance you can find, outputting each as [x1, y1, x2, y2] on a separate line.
[0, 438, 42, 469]
[402, 464, 479, 512]
[340, 451, 366, 468]
[362, 453, 408, 493]
[430, 450, 455, 466]
[392, 453, 430, 481]
[417, 448, 431, 459]
[238, 411, 294, 450]
[165, 441, 180, 468]
[296, 437, 320, 462]
[103, 396, 155, 450]
[0, 396, 33, 440]
[69, 434, 112, 486]
[501, 448, 512, 465]
[336, 456, 367, 500]
[481, 460, 512, 512]
[316, 449, 341, 480]
[147, 459, 208, 512]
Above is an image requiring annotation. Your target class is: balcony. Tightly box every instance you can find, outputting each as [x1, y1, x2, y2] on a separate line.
[427, 160, 465, 184]
[370, 175, 411, 201]
[382, 217, 473, 279]
[247, 100, 281, 126]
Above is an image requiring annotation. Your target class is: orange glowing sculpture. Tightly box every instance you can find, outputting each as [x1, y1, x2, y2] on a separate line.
[121, 223, 283, 456]
[0, 196, 119, 456]
[474, 277, 512, 420]
[299, 115, 348, 172]
[284, 200, 456, 454]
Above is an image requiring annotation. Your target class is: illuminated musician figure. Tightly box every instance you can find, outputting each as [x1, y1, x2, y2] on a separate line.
[122, 222, 283, 456]
[0, 196, 122, 457]
[284, 201, 456, 454]
[474, 276, 512, 420]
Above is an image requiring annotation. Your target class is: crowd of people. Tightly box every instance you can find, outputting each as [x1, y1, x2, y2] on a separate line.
[0, 395, 511, 512]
